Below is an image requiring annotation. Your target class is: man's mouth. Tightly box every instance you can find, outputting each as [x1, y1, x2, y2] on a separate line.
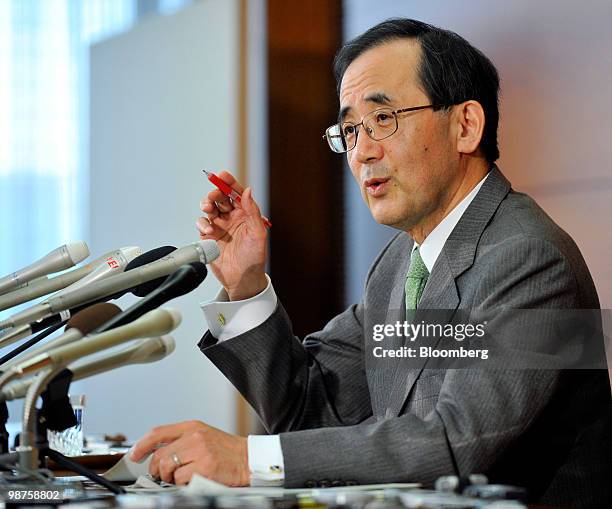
[364, 177, 391, 196]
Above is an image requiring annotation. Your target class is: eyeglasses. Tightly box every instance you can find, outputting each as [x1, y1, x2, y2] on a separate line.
[323, 104, 445, 154]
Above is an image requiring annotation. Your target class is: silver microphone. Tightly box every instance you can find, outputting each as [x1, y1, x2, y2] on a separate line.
[0, 247, 140, 312]
[0, 335, 175, 402]
[0, 240, 218, 330]
[0, 303, 122, 371]
[70, 335, 175, 378]
[0, 248, 141, 347]
[13, 308, 181, 376]
[54, 246, 142, 295]
[0, 242, 89, 296]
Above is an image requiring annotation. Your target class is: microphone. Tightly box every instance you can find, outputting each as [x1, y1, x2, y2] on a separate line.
[0, 247, 141, 347]
[17, 309, 181, 472]
[53, 246, 142, 295]
[0, 303, 121, 449]
[0, 336, 175, 402]
[0, 301, 109, 350]
[71, 335, 176, 378]
[0, 242, 89, 296]
[0, 240, 218, 330]
[14, 308, 181, 376]
[91, 262, 207, 334]
[0, 247, 183, 331]
[0, 303, 122, 370]
[0, 249, 179, 362]
[126, 246, 177, 297]
[0, 247, 141, 312]
[0, 246, 171, 343]
[0, 246, 177, 344]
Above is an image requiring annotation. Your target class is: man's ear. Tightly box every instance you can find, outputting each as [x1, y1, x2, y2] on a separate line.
[453, 101, 485, 155]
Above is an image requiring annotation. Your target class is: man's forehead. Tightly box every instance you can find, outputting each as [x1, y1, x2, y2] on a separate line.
[338, 39, 421, 116]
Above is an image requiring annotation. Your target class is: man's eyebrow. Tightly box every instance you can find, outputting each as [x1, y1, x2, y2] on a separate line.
[338, 92, 394, 122]
[338, 105, 351, 123]
[365, 92, 393, 106]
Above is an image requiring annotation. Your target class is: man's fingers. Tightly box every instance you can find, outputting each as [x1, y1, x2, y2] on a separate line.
[200, 198, 219, 216]
[242, 188, 266, 232]
[173, 462, 199, 486]
[196, 217, 211, 234]
[216, 198, 234, 214]
[156, 449, 186, 484]
[203, 191, 236, 211]
[196, 217, 226, 240]
[149, 432, 204, 484]
[131, 423, 192, 462]
[217, 170, 244, 194]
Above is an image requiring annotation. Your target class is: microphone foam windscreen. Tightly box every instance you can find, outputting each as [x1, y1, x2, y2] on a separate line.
[159, 262, 208, 299]
[66, 241, 90, 264]
[190, 261, 208, 281]
[126, 246, 177, 297]
[66, 302, 122, 334]
[165, 262, 208, 297]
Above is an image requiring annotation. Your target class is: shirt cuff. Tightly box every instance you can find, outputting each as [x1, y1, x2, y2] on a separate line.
[199, 274, 277, 342]
[247, 434, 285, 487]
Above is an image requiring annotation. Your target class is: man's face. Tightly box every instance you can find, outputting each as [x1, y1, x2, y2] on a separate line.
[340, 39, 462, 231]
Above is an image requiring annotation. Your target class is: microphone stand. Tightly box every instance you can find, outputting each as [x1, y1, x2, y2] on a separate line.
[0, 321, 67, 453]
[17, 366, 125, 494]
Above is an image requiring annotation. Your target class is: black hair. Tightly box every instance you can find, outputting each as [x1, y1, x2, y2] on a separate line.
[333, 18, 500, 163]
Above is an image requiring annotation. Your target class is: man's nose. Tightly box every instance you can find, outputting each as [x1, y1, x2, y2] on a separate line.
[352, 127, 384, 164]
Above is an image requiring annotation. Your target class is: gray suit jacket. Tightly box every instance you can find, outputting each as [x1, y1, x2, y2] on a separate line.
[199, 167, 611, 508]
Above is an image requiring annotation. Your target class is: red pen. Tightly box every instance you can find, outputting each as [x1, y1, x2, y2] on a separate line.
[202, 169, 272, 228]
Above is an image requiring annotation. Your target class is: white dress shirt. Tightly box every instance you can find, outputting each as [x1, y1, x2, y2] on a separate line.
[200, 172, 489, 486]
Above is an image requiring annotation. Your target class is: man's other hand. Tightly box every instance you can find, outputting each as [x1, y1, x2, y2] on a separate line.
[131, 420, 250, 486]
[196, 171, 268, 301]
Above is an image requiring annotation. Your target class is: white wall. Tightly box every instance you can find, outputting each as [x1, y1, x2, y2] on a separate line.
[83, 0, 242, 441]
[343, 0, 612, 308]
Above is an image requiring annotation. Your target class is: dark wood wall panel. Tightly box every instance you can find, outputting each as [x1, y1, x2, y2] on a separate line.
[268, 0, 344, 337]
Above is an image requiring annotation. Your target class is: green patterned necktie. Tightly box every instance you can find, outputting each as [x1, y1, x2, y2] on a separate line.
[405, 247, 429, 311]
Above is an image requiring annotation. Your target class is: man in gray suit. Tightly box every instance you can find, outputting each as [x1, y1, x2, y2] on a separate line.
[132, 19, 611, 507]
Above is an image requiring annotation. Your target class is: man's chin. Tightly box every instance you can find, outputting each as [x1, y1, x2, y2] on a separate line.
[370, 206, 417, 231]
[371, 210, 408, 230]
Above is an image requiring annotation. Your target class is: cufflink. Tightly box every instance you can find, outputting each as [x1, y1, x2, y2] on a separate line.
[217, 313, 226, 326]
[269, 465, 283, 474]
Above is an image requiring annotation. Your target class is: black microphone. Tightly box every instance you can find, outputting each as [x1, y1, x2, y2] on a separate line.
[126, 246, 177, 297]
[0, 246, 178, 347]
[92, 262, 208, 334]
[42, 246, 178, 322]
[0, 303, 122, 369]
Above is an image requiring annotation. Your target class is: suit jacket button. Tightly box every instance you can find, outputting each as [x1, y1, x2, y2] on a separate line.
[318, 479, 331, 488]
[331, 480, 345, 487]
[305, 481, 317, 488]
[346, 480, 358, 486]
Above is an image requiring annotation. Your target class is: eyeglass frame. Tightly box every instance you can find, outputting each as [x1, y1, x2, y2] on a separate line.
[322, 103, 448, 153]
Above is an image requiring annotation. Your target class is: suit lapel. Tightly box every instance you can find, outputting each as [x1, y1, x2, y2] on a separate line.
[384, 167, 512, 418]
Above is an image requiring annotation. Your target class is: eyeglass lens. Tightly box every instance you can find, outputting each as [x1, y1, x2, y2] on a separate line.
[327, 108, 398, 153]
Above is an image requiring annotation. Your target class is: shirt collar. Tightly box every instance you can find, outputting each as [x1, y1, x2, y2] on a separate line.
[413, 172, 490, 272]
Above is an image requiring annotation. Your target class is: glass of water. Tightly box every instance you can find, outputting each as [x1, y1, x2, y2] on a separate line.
[47, 394, 85, 456]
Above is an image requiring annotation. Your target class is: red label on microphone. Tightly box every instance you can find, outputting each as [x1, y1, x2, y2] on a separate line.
[106, 257, 120, 269]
